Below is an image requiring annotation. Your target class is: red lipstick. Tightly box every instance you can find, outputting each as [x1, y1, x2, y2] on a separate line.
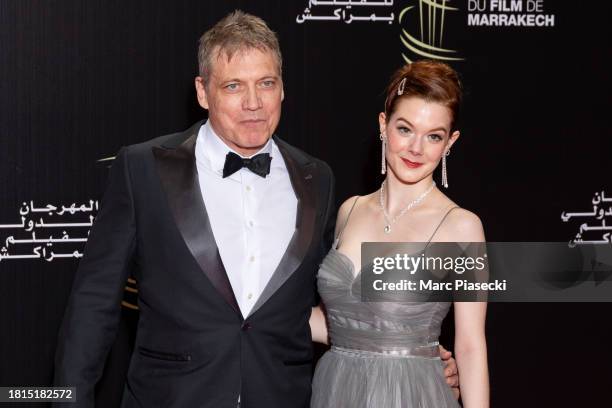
[401, 158, 423, 168]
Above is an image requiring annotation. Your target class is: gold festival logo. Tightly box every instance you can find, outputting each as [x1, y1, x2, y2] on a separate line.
[399, 0, 464, 63]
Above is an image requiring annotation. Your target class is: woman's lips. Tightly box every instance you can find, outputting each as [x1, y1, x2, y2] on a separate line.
[401, 158, 423, 168]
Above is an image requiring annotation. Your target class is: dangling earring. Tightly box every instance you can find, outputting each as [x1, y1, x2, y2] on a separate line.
[441, 149, 450, 188]
[380, 132, 387, 175]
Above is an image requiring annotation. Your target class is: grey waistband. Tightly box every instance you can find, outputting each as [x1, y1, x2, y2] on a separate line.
[330, 341, 440, 360]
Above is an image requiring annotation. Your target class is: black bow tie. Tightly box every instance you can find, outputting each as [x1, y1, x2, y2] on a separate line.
[222, 152, 272, 178]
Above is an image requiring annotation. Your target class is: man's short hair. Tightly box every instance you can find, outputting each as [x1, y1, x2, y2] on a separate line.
[197, 10, 282, 85]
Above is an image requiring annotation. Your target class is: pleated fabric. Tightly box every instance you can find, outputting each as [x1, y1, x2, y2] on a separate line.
[311, 249, 460, 408]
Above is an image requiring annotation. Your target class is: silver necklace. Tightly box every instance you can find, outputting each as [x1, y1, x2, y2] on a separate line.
[379, 180, 436, 234]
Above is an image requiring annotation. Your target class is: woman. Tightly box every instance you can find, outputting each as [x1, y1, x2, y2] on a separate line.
[310, 60, 488, 408]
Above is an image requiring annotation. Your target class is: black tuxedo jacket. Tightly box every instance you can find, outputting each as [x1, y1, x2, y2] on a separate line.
[54, 122, 335, 408]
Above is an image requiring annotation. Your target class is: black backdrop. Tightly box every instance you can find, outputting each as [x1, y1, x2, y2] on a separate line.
[1, 1, 611, 407]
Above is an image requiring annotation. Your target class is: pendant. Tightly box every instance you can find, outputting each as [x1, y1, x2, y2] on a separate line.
[384, 225, 391, 234]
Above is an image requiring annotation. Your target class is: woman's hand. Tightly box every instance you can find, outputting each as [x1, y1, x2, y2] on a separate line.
[439, 344, 460, 399]
[309, 305, 329, 344]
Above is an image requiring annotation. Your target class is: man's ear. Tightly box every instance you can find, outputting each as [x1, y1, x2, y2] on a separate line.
[281, 86, 285, 102]
[195, 76, 209, 110]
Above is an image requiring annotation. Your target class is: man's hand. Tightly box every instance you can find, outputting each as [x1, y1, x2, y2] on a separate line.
[439, 344, 460, 400]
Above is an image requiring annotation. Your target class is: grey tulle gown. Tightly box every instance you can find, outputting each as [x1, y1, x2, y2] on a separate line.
[311, 203, 460, 408]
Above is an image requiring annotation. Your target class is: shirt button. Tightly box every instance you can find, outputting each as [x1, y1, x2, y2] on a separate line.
[246, 185, 251, 192]
[247, 293, 253, 300]
[249, 256, 255, 262]
[248, 220, 254, 227]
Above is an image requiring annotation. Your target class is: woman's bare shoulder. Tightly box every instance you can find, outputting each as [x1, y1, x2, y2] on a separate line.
[441, 207, 485, 242]
[335, 195, 360, 235]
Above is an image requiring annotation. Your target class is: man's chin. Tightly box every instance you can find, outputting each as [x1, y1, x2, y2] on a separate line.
[236, 136, 272, 155]
[243, 131, 273, 145]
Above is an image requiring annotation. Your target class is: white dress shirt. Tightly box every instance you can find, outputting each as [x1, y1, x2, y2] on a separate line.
[195, 121, 297, 317]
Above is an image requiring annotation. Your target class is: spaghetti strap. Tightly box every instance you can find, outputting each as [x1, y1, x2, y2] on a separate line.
[334, 197, 359, 249]
[426, 206, 460, 244]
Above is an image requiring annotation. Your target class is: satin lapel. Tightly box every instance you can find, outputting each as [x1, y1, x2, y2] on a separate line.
[152, 125, 241, 317]
[248, 139, 318, 318]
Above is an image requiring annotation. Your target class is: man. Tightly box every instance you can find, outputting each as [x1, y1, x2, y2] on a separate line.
[54, 11, 457, 407]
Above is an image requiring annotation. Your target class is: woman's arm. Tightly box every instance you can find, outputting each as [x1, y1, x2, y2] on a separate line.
[454, 301, 488, 408]
[310, 196, 360, 345]
[310, 305, 329, 344]
[447, 210, 489, 407]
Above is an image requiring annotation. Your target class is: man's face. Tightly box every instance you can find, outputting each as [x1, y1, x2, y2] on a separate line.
[195, 47, 283, 157]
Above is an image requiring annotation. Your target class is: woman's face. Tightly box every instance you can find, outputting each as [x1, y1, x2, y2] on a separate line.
[379, 96, 460, 184]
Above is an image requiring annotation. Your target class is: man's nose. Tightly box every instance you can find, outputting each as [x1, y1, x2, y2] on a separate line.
[243, 86, 262, 111]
